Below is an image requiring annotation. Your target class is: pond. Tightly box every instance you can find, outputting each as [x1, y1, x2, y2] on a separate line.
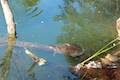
[0, 0, 120, 80]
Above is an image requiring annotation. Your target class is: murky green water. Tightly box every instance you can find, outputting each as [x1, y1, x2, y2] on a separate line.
[0, 0, 120, 80]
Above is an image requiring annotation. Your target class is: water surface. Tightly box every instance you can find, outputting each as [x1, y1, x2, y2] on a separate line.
[0, 0, 120, 80]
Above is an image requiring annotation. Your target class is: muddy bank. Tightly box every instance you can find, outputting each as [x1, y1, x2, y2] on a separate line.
[70, 49, 120, 80]
[70, 67, 120, 80]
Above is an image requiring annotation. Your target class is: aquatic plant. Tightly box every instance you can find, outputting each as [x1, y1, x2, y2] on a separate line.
[79, 18, 120, 66]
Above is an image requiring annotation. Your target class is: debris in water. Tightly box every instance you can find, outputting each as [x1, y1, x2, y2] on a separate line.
[70, 52, 120, 80]
[85, 61, 102, 69]
[116, 18, 120, 39]
[24, 48, 47, 66]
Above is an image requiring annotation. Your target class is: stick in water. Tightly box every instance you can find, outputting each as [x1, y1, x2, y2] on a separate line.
[24, 48, 47, 66]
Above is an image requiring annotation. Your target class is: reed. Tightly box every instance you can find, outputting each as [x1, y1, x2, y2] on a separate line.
[80, 38, 119, 66]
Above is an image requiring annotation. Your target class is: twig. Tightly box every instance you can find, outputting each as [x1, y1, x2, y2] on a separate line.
[24, 48, 47, 66]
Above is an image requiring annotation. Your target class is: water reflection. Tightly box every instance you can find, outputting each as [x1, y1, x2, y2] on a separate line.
[27, 63, 37, 80]
[84, 0, 120, 16]
[56, 0, 120, 55]
[0, 37, 16, 80]
[23, 0, 39, 9]
[10, 0, 43, 25]
[22, 0, 43, 18]
[0, 0, 120, 80]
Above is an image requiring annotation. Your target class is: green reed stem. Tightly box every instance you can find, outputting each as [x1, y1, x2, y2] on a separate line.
[93, 38, 118, 54]
[80, 38, 119, 66]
